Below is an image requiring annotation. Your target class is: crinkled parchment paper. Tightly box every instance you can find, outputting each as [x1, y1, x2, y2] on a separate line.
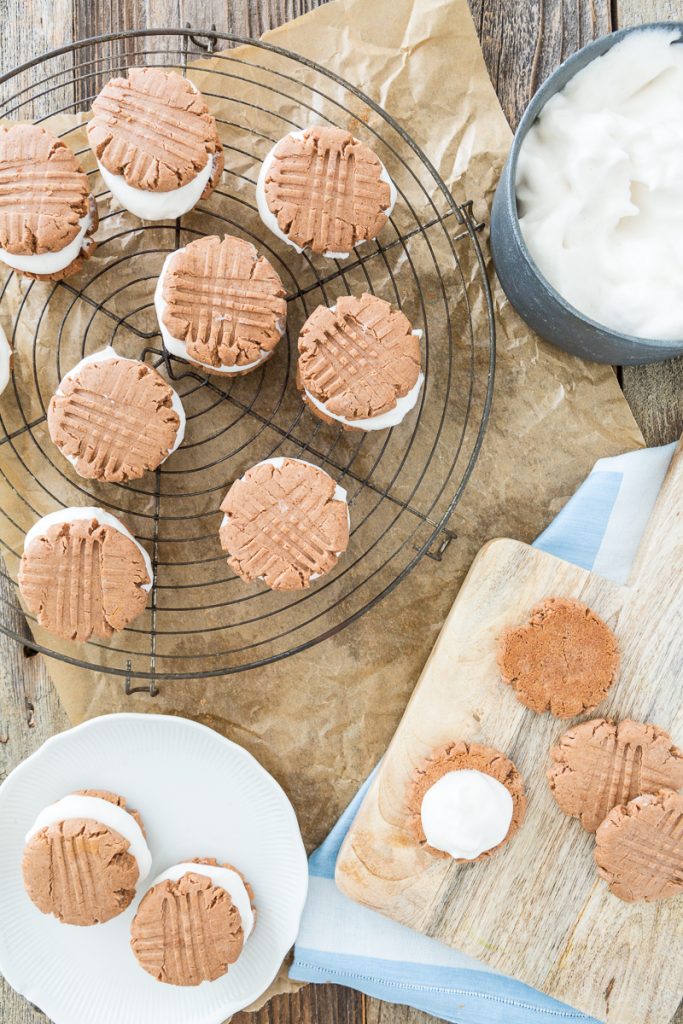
[0, 0, 642, 1007]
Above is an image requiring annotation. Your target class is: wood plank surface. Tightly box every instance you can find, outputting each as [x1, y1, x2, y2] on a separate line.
[1, 2, 681, 1024]
[336, 442, 683, 1024]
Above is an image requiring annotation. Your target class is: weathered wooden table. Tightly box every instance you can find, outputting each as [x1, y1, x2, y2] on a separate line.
[1, 2, 681, 1023]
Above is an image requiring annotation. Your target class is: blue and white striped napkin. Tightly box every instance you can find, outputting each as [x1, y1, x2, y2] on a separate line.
[290, 442, 676, 1024]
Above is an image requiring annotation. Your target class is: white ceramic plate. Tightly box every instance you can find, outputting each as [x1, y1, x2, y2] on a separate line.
[0, 713, 309, 1024]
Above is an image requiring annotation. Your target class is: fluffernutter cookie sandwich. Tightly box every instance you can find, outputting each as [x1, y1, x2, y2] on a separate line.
[155, 234, 286, 375]
[220, 457, 350, 590]
[131, 858, 255, 985]
[48, 347, 185, 482]
[88, 68, 223, 220]
[18, 507, 152, 642]
[0, 123, 97, 279]
[256, 125, 396, 258]
[298, 293, 423, 430]
[22, 789, 151, 926]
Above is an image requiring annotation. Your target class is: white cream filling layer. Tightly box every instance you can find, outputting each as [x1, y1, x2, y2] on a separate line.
[0, 324, 11, 396]
[256, 130, 397, 259]
[0, 209, 93, 275]
[24, 506, 154, 593]
[26, 794, 152, 882]
[154, 251, 276, 374]
[153, 862, 254, 941]
[56, 346, 186, 462]
[420, 769, 513, 861]
[98, 153, 217, 221]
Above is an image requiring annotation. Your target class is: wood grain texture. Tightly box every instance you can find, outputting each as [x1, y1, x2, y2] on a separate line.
[337, 441, 683, 1024]
[468, 0, 613, 131]
[78, 0, 330, 39]
[0, 2, 681, 1024]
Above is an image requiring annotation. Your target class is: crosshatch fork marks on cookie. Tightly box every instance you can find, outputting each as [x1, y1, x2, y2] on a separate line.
[265, 128, 392, 253]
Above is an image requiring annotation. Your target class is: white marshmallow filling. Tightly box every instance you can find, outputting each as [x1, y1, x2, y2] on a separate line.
[256, 130, 397, 259]
[98, 153, 218, 221]
[0, 324, 11, 396]
[26, 794, 152, 882]
[152, 862, 254, 941]
[154, 250, 280, 374]
[24, 506, 154, 594]
[516, 28, 683, 341]
[0, 208, 94, 275]
[54, 346, 186, 467]
[420, 768, 514, 861]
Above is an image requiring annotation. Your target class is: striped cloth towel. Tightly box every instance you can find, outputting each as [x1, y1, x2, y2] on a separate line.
[290, 443, 676, 1024]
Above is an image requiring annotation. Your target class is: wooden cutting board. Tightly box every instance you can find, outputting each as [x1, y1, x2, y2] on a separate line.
[336, 438, 683, 1024]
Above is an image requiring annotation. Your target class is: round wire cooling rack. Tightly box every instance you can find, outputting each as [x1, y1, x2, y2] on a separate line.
[0, 27, 495, 690]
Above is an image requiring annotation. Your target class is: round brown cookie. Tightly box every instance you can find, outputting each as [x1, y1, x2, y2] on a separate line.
[22, 789, 144, 926]
[261, 126, 393, 255]
[130, 858, 255, 985]
[88, 68, 223, 196]
[595, 789, 683, 902]
[48, 355, 183, 482]
[497, 597, 619, 718]
[160, 235, 286, 373]
[220, 458, 349, 591]
[548, 718, 683, 832]
[0, 123, 98, 280]
[18, 512, 150, 642]
[297, 294, 421, 428]
[406, 741, 526, 861]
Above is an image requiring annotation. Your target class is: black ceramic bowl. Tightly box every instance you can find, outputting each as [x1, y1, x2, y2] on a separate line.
[490, 23, 683, 365]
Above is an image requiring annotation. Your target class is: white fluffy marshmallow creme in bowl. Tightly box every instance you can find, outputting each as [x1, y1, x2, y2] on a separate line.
[490, 23, 683, 364]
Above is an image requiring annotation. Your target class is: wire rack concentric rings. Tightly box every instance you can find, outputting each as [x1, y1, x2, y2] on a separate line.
[0, 28, 495, 690]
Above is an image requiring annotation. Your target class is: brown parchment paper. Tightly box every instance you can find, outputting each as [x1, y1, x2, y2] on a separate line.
[0, 0, 643, 1006]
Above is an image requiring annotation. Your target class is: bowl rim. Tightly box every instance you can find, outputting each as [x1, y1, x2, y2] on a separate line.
[504, 21, 683, 351]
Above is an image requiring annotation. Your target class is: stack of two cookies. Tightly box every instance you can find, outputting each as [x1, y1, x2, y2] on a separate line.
[17, 346, 187, 643]
[0, 67, 225, 277]
[22, 789, 255, 987]
[548, 717, 683, 902]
